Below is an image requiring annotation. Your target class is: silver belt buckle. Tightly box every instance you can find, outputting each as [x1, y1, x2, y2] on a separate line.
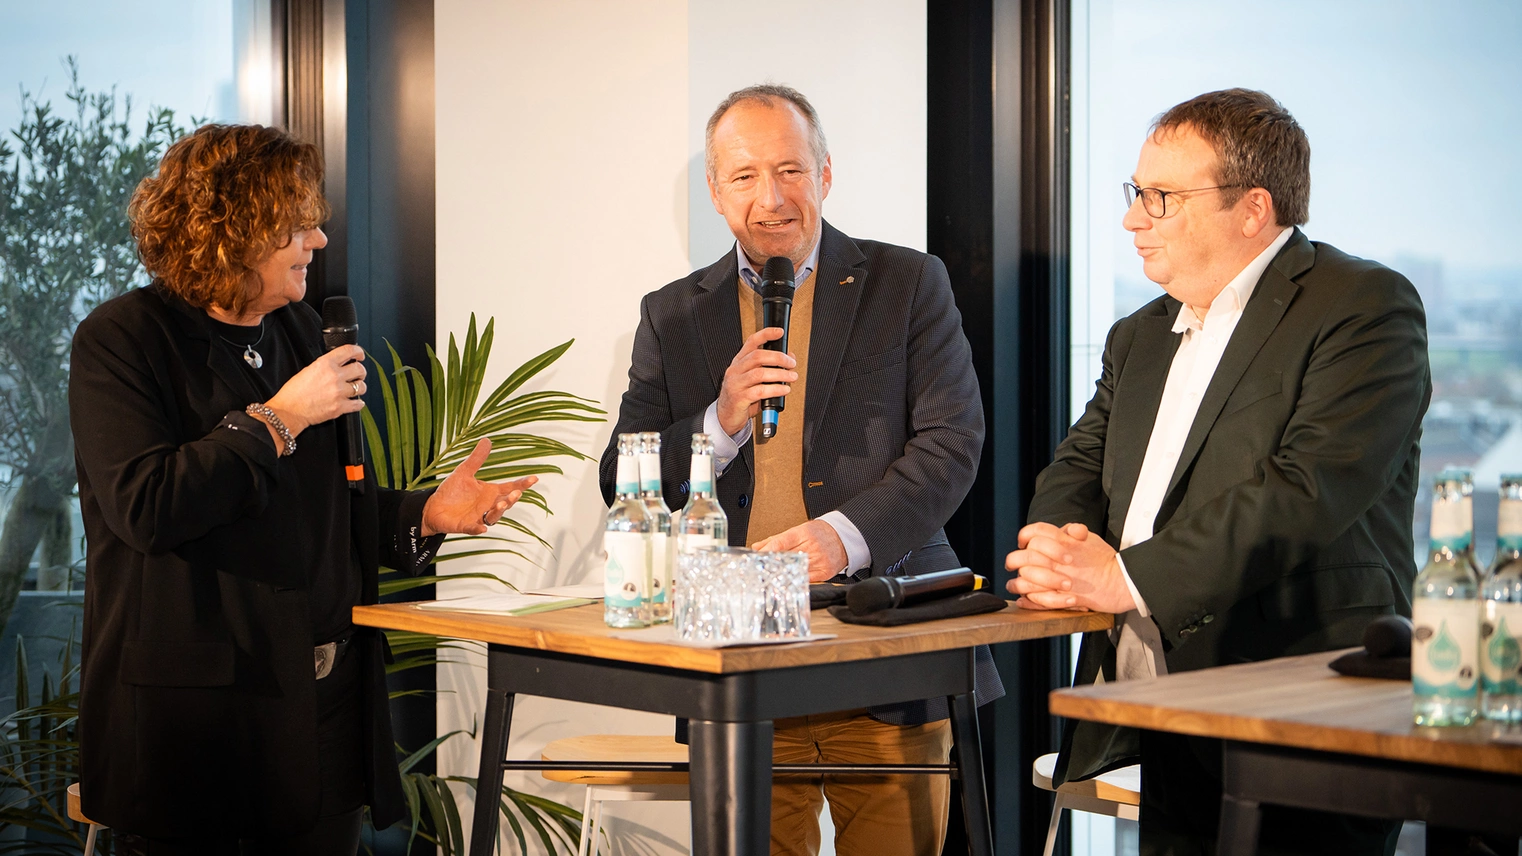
[314, 641, 338, 679]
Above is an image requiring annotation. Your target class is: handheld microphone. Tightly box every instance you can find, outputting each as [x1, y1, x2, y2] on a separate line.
[758, 256, 795, 439]
[321, 296, 366, 492]
[846, 567, 985, 615]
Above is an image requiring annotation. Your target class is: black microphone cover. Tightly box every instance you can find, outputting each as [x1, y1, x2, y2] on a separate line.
[760, 256, 795, 292]
[321, 296, 359, 350]
[847, 577, 901, 614]
[1362, 614, 1413, 659]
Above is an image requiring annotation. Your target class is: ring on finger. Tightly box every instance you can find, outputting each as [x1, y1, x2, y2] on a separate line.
[350, 381, 361, 398]
[480, 511, 492, 526]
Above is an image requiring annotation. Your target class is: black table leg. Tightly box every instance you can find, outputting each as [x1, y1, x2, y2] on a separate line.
[468, 681, 516, 856]
[949, 691, 993, 856]
[1216, 793, 1261, 856]
[689, 718, 773, 856]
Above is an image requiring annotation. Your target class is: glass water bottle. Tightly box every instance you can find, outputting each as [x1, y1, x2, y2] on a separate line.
[604, 434, 652, 628]
[1412, 471, 1481, 726]
[674, 433, 728, 552]
[1481, 473, 1522, 722]
[638, 432, 673, 624]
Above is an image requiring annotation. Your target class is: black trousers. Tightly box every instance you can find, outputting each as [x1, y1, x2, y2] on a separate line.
[119, 638, 368, 856]
[1138, 730, 1402, 856]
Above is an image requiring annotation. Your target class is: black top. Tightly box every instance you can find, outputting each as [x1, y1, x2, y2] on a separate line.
[207, 314, 361, 643]
[70, 284, 443, 836]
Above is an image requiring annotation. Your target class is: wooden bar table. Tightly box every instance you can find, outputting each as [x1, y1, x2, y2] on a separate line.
[1049, 649, 1522, 856]
[355, 601, 1108, 856]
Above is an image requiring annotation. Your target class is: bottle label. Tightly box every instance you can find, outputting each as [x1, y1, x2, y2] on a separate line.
[615, 455, 639, 496]
[1498, 499, 1522, 548]
[1412, 599, 1480, 699]
[1500, 499, 1522, 536]
[604, 531, 648, 608]
[649, 532, 669, 604]
[1481, 601, 1522, 695]
[639, 452, 663, 494]
[690, 454, 714, 495]
[1429, 498, 1472, 553]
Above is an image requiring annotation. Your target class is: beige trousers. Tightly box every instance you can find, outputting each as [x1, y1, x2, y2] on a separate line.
[768, 709, 952, 856]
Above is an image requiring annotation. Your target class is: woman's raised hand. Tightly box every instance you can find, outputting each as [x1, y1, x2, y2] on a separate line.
[422, 438, 539, 536]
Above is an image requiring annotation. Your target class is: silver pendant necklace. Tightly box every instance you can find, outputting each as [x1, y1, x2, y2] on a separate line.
[219, 320, 266, 369]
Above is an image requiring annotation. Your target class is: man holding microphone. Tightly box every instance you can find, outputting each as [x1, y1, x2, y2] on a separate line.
[600, 84, 997, 856]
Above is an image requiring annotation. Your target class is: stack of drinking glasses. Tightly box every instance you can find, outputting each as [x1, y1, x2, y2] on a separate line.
[674, 547, 810, 643]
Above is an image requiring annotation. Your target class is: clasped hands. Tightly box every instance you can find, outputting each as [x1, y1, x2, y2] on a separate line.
[1004, 522, 1136, 614]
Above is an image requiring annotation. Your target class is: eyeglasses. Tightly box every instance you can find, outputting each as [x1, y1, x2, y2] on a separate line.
[1122, 182, 1241, 218]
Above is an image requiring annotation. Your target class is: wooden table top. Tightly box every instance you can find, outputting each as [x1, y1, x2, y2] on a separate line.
[1049, 649, 1522, 776]
[353, 600, 1109, 674]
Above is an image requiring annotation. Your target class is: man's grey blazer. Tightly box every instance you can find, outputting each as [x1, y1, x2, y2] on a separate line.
[1028, 228, 1431, 783]
[599, 220, 1002, 723]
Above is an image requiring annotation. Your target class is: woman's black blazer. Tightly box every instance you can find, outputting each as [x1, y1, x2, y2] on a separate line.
[69, 284, 434, 837]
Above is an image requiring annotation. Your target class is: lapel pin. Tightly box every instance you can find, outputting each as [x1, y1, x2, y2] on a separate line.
[840, 276, 855, 285]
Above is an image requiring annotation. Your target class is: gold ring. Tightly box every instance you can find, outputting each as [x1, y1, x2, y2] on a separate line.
[350, 381, 361, 398]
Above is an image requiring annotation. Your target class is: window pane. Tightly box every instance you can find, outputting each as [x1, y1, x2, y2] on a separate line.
[0, 0, 276, 714]
[1069, 2, 1521, 852]
[1074, 0, 1522, 558]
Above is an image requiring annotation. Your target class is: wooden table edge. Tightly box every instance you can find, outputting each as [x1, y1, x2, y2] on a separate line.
[1048, 683, 1522, 777]
[354, 602, 1111, 674]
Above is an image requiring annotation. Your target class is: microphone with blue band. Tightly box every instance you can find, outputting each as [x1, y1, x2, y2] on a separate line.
[758, 256, 795, 439]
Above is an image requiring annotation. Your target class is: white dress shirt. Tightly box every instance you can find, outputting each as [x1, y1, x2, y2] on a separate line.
[1110, 226, 1292, 680]
[700, 243, 870, 575]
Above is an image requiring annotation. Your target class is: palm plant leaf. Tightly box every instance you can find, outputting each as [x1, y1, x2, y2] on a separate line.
[358, 316, 603, 853]
[360, 407, 389, 488]
[378, 569, 521, 598]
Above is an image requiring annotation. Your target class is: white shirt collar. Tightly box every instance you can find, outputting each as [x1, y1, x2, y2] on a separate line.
[1173, 227, 1293, 334]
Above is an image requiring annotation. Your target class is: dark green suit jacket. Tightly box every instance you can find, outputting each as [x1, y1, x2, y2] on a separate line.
[1028, 229, 1431, 784]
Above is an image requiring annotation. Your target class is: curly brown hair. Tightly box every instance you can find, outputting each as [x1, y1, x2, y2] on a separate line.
[128, 124, 329, 316]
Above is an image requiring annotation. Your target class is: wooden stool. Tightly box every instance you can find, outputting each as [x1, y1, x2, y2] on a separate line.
[540, 735, 689, 856]
[66, 783, 105, 856]
[1032, 752, 1140, 856]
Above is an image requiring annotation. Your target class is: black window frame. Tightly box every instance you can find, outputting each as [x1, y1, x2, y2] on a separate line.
[930, 1, 1074, 853]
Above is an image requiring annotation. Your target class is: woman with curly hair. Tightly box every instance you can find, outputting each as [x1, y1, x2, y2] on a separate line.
[68, 123, 533, 854]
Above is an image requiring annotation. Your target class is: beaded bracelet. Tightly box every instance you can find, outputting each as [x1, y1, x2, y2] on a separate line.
[246, 402, 297, 457]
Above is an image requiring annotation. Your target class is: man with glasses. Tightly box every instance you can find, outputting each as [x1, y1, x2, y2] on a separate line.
[1008, 88, 1430, 854]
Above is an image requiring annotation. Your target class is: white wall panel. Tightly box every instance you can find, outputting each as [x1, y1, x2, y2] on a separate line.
[686, 0, 927, 266]
[435, 2, 924, 851]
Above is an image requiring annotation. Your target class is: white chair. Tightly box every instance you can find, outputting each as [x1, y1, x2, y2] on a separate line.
[540, 734, 690, 856]
[1032, 752, 1140, 856]
[66, 783, 105, 856]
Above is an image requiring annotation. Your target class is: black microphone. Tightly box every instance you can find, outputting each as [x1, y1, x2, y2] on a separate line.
[758, 256, 795, 439]
[847, 567, 985, 615]
[321, 296, 366, 493]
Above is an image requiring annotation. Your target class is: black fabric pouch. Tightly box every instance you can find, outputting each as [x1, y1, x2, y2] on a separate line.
[1328, 650, 1411, 680]
[827, 591, 1007, 626]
